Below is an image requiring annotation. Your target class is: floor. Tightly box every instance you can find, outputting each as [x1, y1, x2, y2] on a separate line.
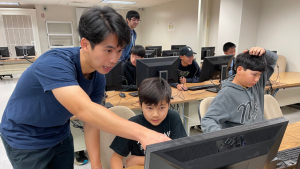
[0, 75, 299, 169]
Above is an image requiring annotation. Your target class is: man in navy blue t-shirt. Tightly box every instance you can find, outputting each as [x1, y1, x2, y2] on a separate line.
[0, 6, 170, 169]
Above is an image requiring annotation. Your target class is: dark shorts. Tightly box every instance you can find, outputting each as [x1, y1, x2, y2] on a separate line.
[1, 133, 74, 169]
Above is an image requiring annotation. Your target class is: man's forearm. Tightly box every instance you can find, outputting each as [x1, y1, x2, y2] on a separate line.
[84, 122, 101, 169]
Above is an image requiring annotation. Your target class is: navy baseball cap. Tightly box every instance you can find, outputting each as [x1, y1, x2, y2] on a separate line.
[180, 46, 196, 57]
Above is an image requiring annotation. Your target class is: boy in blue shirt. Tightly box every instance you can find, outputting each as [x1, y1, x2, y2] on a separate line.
[223, 42, 236, 76]
[110, 78, 187, 168]
[0, 6, 170, 169]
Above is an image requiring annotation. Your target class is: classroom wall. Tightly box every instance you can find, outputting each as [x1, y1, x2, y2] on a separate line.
[207, 0, 220, 49]
[256, 0, 300, 72]
[140, 0, 199, 52]
[238, 0, 261, 54]
[35, 5, 79, 54]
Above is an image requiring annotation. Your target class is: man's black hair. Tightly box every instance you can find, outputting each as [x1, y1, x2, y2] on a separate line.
[223, 42, 236, 52]
[78, 6, 131, 49]
[138, 78, 171, 106]
[130, 45, 145, 58]
[126, 10, 140, 21]
[235, 51, 267, 72]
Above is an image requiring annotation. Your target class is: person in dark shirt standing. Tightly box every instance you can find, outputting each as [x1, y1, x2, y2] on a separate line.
[170, 46, 201, 91]
[122, 45, 145, 91]
[110, 78, 187, 168]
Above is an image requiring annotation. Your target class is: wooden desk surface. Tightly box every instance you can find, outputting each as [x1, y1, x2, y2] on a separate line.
[106, 81, 218, 110]
[270, 72, 300, 88]
[126, 121, 300, 169]
[1, 57, 37, 62]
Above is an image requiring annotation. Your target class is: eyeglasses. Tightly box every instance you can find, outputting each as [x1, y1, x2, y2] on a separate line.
[131, 55, 142, 59]
[131, 19, 141, 23]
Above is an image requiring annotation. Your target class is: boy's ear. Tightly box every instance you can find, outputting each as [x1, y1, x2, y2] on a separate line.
[80, 38, 90, 52]
[179, 55, 184, 59]
[236, 66, 244, 74]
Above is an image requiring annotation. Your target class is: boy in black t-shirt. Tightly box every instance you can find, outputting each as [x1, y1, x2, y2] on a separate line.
[110, 78, 187, 168]
[170, 46, 201, 91]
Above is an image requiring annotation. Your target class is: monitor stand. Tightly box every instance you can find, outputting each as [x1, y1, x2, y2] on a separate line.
[159, 70, 168, 82]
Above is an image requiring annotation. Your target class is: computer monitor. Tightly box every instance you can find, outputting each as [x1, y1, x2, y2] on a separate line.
[15, 46, 35, 57]
[201, 47, 215, 60]
[145, 46, 162, 57]
[199, 54, 233, 82]
[105, 60, 122, 91]
[136, 56, 180, 87]
[272, 51, 277, 54]
[145, 117, 288, 169]
[0, 47, 10, 59]
[145, 50, 155, 58]
[171, 45, 186, 50]
[162, 50, 180, 57]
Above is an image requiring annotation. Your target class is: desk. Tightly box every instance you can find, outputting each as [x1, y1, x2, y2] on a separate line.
[270, 72, 300, 106]
[126, 121, 300, 169]
[0, 57, 37, 79]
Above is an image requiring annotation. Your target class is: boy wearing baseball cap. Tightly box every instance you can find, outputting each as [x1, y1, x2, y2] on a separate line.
[170, 46, 201, 91]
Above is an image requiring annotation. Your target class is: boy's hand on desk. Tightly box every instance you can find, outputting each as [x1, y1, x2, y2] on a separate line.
[176, 84, 187, 91]
[244, 47, 266, 56]
[179, 77, 186, 84]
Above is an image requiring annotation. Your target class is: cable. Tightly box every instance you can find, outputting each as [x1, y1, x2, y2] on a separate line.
[71, 120, 84, 132]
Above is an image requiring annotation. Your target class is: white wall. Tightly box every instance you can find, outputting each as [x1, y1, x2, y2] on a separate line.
[35, 5, 79, 54]
[256, 0, 300, 72]
[238, 0, 261, 53]
[216, 0, 243, 55]
[140, 0, 199, 52]
[207, 0, 220, 48]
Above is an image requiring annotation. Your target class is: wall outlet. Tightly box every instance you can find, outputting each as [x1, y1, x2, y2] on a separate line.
[31, 41, 35, 46]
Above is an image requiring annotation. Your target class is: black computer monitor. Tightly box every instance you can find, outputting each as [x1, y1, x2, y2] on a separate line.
[105, 61, 122, 91]
[171, 45, 186, 50]
[145, 50, 155, 58]
[272, 51, 277, 54]
[0, 47, 10, 59]
[201, 47, 215, 60]
[145, 117, 288, 169]
[145, 46, 162, 57]
[15, 46, 35, 57]
[136, 56, 180, 87]
[162, 50, 180, 57]
[199, 54, 233, 82]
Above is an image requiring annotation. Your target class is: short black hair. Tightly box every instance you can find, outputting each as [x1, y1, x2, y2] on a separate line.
[223, 42, 236, 52]
[235, 51, 267, 72]
[138, 78, 171, 106]
[78, 6, 131, 49]
[130, 45, 145, 58]
[126, 10, 140, 21]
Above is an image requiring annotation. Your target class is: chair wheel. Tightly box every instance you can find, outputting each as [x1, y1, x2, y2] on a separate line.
[10, 75, 13, 78]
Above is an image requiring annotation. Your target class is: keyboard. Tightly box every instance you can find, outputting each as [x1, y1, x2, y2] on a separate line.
[129, 92, 138, 97]
[188, 84, 217, 91]
[276, 146, 300, 168]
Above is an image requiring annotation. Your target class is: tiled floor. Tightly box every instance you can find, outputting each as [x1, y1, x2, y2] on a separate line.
[0, 75, 299, 169]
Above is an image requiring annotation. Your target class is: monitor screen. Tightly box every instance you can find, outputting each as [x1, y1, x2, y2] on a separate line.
[0, 47, 10, 58]
[171, 45, 186, 50]
[15, 46, 35, 57]
[136, 56, 180, 87]
[199, 54, 233, 82]
[201, 47, 215, 60]
[145, 46, 162, 57]
[145, 117, 288, 169]
[162, 50, 180, 57]
[145, 50, 155, 58]
[105, 60, 122, 91]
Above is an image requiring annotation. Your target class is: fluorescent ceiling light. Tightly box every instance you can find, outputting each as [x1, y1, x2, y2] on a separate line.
[101, 0, 136, 4]
[0, 2, 20, 5]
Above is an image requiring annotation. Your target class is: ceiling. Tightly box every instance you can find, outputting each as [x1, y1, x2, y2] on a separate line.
[0, 0, 177, 9]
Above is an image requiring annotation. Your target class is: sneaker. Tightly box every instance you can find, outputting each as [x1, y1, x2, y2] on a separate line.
[74, 151, 88, 165]
[194, 125, 203, 133]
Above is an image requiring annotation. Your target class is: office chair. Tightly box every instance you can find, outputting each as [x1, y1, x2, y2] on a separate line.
[264, 94, 283, 120]
[198, 97, 215, 122]
[100, 106, 136, 169]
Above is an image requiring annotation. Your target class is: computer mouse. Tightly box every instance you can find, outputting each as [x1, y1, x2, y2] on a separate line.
[119, 93, 126, 98]
[171, 96, 174, 99]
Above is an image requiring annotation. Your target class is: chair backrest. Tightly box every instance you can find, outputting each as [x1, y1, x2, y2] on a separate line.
[274, 55, 286, 73]
[100, 106, 136, 169]
[264, 94, 283, 120]
[198, 97, 215, 121]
